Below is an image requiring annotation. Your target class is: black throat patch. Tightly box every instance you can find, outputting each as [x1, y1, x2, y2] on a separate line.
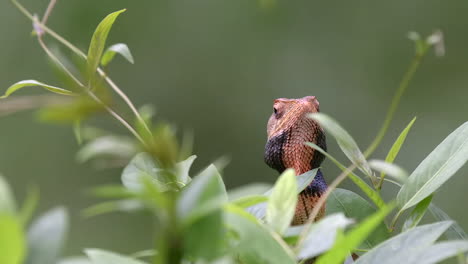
[264, 129, 289, 173]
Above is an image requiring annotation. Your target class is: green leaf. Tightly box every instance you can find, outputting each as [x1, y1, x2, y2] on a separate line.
[397, 122, 468, 211]
[1, 80, 73, 99]
[298, 213, 354, 259]
[183, 210, 225, 260]
[177, 165, 227, 225]
[0, 214, 25, 264]
[19, 186, 39, 226]
[414, 240, 468, 264]
[175, 155, 196, 185]
[87, 9, 126, 80]
[82, 200, 142, 218]
[121, 153, 167, 192]
[402, 195, 433, 231]
[381, 117, 416, 180]
[25, 207, 69, 264]
[231, 195, 268, 208]
[266, 169, 298, 235]
[326, 188, 389, 249]
[429, 204, 467, 240]
[246, 169, 317, 220]
[86, 249, 147, 264]
[58, 257, 92, 264]
[0, 175, 16, 214]
[88, 185, 135, 199]
[228, 183, 272, 201]
[76, 135, 138, 163]
[355, 221, 452, 264]
[306, 143, 386, 209]
[101, 43, 134, 66]
[224, 205, 296, 264]
[369, 159, 408, 184]
[309, 113, 373, 178]
[316, 204, 394, 264]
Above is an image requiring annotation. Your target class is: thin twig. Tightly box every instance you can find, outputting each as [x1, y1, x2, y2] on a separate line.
[41, 0, 57, 25]
[11, 0, 153, 138]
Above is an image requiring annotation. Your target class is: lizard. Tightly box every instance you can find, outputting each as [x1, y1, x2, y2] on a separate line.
[264, 96, 327, 225]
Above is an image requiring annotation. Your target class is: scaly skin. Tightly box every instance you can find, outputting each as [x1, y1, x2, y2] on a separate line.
[264, 96, 327, 225]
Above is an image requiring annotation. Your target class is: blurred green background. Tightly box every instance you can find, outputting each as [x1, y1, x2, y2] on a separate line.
[0, 0, 467, 257]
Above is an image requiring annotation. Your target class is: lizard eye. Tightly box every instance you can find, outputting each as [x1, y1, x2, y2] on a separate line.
[273, 107, 278, 114]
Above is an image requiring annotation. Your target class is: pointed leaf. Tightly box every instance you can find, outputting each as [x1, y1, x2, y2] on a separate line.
[397, 122, 468, 211]
[369, 160, 408, 184]
[101, 43, 134, 66]
[413, 240, 468, 264]
[87, 10, 126, 79]
[224, 205, 296, 264]
[266, 169, 298, 234]
[77, 136, 138, 163]
[326, 188, 390, 249]
[355, 221, 453, 264]
[177, 165, 227, 224]
[381, 117, 416, 180]
[1, 80, 73, 98]
[298, 213, 354, 259]
[0, 175, 16, 214]
[317, 204, 394, 264]
[309, 113, 373, 178]
[175, 155, 196, 185]
[86, 249, 146, 264]
[26, 207, 69, 264]
[429, 204, 467, 240]
[402, 195, 433, 231]
[0, 214, 25, 264]
[121, 153, 169, 192]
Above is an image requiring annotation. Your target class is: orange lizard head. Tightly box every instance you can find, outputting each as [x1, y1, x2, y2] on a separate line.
[264, 96, 326, 175]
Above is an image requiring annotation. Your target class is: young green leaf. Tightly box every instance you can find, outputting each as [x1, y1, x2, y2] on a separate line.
[183, 210, 225, 260]
[354, 221, 453, 264]
[231, 195, 269, 208]
[429, 204, 467, 240]
[82, 200, 142, 218]
[1, 80, 74, 98]
[25, 207, 69, 264]
[121, 153, 167, 192]
[0, 175, 16, 214]
[175, 155, 197, 185]
[297, 213, 354, 259]
[224, 204, 296, 264]
[177, 165, 227, 225]
[76, 135, 138, 163]
[381, 117, 416, 181]
[369, 160, 408, 184]
[266, 169, 298, 235]
[228, 183, 272, 201]
[413, 240, 468, 264]
[85, 249, 147, 264]
[246, 169, 317, 220]
[0, 214, 25, 264]
[57, 257, 92, 264]
[101, 43, 134, 66]
[326, 188, 390, 249]
[402, 195, 433, 231]
[316, 204, 394, 264]
[87, 9, 126, 80]
[19, 186, 39, 226]
[397, 122, 468, 212]
[309, 113, 373, 179]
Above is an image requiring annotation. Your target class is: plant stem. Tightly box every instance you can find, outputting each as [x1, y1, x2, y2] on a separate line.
[11, 0, 153, 139]
[364, 49, 428, 158]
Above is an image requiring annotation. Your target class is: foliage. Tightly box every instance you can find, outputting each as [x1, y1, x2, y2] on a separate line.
[1, 1, 467, 264]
